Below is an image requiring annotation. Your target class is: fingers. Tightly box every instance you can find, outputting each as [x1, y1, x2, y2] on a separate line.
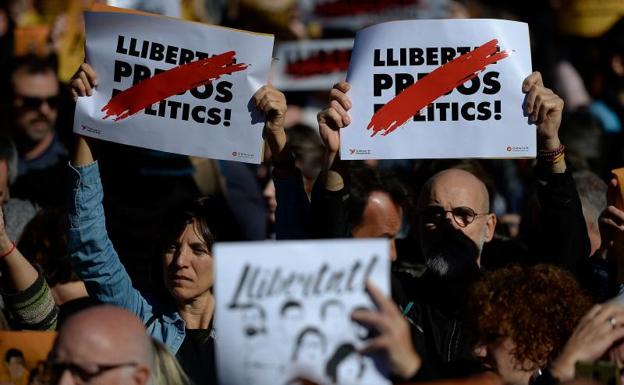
[79, 71, 92, 96]
[522, 71, 543, 93]
[600, 206, 624, 231]
[333, 81, 351, 94]
[359, 336, 390, 354]
[351, 309, 392, 334]
[319, 107, 347, 129]
[524, 84, 562, 123]
[252, 85, 286, 116]
[70, 63, 99, 101]
[80, 63, 98, 87]
[330, 99, 351, 126]
[329, 86, 352, 111]
[536, 94, 564, 124]
[366, 282, 400, 316]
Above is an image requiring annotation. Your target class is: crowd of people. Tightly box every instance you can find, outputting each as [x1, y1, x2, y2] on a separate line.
[1, 0, 624, 385]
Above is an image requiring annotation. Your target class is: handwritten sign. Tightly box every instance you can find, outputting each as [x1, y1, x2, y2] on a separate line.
[214, 239, 391, 385]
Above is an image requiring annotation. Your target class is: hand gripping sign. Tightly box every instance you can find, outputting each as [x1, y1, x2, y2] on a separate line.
[73, 8, 274, 164]
[342, 19, 534, 160]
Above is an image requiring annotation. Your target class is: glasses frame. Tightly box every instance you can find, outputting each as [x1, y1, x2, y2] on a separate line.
[419, 205, 490, 228]
[15, 94, 61, 110]
[46, 359, 138, 384]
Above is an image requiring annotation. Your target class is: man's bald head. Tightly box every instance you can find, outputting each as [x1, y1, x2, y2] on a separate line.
[418, 168, 490, 213]
[417, 168, 497, 276]
[52, 305, 154, 385]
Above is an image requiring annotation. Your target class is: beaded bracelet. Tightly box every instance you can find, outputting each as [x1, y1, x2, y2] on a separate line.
[537, 144, 565, 159]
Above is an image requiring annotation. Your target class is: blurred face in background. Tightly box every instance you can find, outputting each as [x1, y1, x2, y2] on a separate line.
[11, 68, 59, 144]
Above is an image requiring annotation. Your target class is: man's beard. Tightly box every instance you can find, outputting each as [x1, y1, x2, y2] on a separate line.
[421, 227, 481, 281]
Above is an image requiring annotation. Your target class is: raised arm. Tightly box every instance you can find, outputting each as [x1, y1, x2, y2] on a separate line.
[253, 85, 312, 239]
[67, 64, 152, 319]
[522, 72, 591, 274]
[0, 208, 57, 330]
[311, 82, 352, 238]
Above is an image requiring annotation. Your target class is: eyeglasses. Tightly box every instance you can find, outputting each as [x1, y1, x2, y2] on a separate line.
[46, 359, 138, 384]
[16, 95, 60, 110]
[420, 205, 489, 228]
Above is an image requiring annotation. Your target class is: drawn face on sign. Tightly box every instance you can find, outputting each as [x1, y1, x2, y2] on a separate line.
[280, 301, 304, 338]
[241, 304, 267, 337]
[321, 300, 348, 332]
[292, 327, 326, 365]
[326, 343, 365, 384]
[336, 354, 364, 383]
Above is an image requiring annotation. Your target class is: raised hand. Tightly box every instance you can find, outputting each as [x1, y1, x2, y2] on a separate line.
[351, 282, 421, 380]
[522, 71, 564, 151]
[70, 63, 99, 102]
[317, 81, 351, 168]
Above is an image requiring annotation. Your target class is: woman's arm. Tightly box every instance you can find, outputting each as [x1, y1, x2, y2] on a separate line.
[0, 209, 57, 330]
[67, 64, 153, 320]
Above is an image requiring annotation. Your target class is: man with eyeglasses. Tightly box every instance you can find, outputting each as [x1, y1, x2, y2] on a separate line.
[7, 55, 68, 207]
[47, 305, 154, 385]
[311, 71, 587, 381]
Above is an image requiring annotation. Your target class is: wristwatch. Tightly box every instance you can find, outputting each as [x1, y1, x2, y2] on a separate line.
[530, 367, 560, 385]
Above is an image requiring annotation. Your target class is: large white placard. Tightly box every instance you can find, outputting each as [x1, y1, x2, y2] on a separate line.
[214, 239, 391, 385]
[342, 19, 534, 160]
[272, 39, 353, 91]
[73, 11, 274, 164]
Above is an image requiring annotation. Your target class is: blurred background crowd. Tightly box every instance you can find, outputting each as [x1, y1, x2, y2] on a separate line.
[0, 0, 624, 385]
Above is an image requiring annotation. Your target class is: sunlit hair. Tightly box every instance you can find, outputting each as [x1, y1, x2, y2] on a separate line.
[151, 338, 193, 385]
[468, 264, 592, 370]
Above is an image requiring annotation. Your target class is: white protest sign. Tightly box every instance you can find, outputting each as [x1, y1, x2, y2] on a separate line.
[214, 239, 391, 385]
[342, 19, 534, 160]
[73, 10, 274, 164]
[273, 39, 353, 91]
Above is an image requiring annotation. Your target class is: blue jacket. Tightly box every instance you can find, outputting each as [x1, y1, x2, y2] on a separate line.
[67, 161, 186, 353]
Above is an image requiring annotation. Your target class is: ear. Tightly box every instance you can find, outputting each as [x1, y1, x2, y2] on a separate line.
[132, 365, 151, 385]
[483, 213, 497, 243]
[612, 54, 624, 77]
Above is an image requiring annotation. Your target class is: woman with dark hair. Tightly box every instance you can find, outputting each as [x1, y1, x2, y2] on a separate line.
[68, 63, 288, 385]
[469, 264, 624, 385]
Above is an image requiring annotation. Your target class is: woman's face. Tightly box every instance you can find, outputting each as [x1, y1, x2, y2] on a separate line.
[163, 220, 213, 302]
[475, 338, 535, 385]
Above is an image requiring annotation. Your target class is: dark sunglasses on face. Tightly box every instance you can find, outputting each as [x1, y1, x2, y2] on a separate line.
[45, 359, 138, 383]
[17, 95, 60, 110]
[420, 205, 489, 228]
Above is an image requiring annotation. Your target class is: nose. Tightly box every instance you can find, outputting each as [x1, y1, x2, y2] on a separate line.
[39, 100, 53, 115]
[57, 370, 76, 385]
[174, 243, 191, 268]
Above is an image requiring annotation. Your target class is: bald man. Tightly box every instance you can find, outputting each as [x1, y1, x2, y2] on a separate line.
[416, 168, 496, 279]
[310, 72, 580, 381]
[47, 305, 155, 385]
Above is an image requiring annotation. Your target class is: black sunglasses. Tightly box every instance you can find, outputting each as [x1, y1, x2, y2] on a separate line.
[420, 205, 489, 228]
[17, 95, 60, 110]
[46, 360, 138, 383]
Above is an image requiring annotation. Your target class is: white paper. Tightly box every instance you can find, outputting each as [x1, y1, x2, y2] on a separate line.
[342, 19, 534, 160]
[73, 11, 274, 164]
[273, 39, 353, 91]
[214, 239, 392, 385]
